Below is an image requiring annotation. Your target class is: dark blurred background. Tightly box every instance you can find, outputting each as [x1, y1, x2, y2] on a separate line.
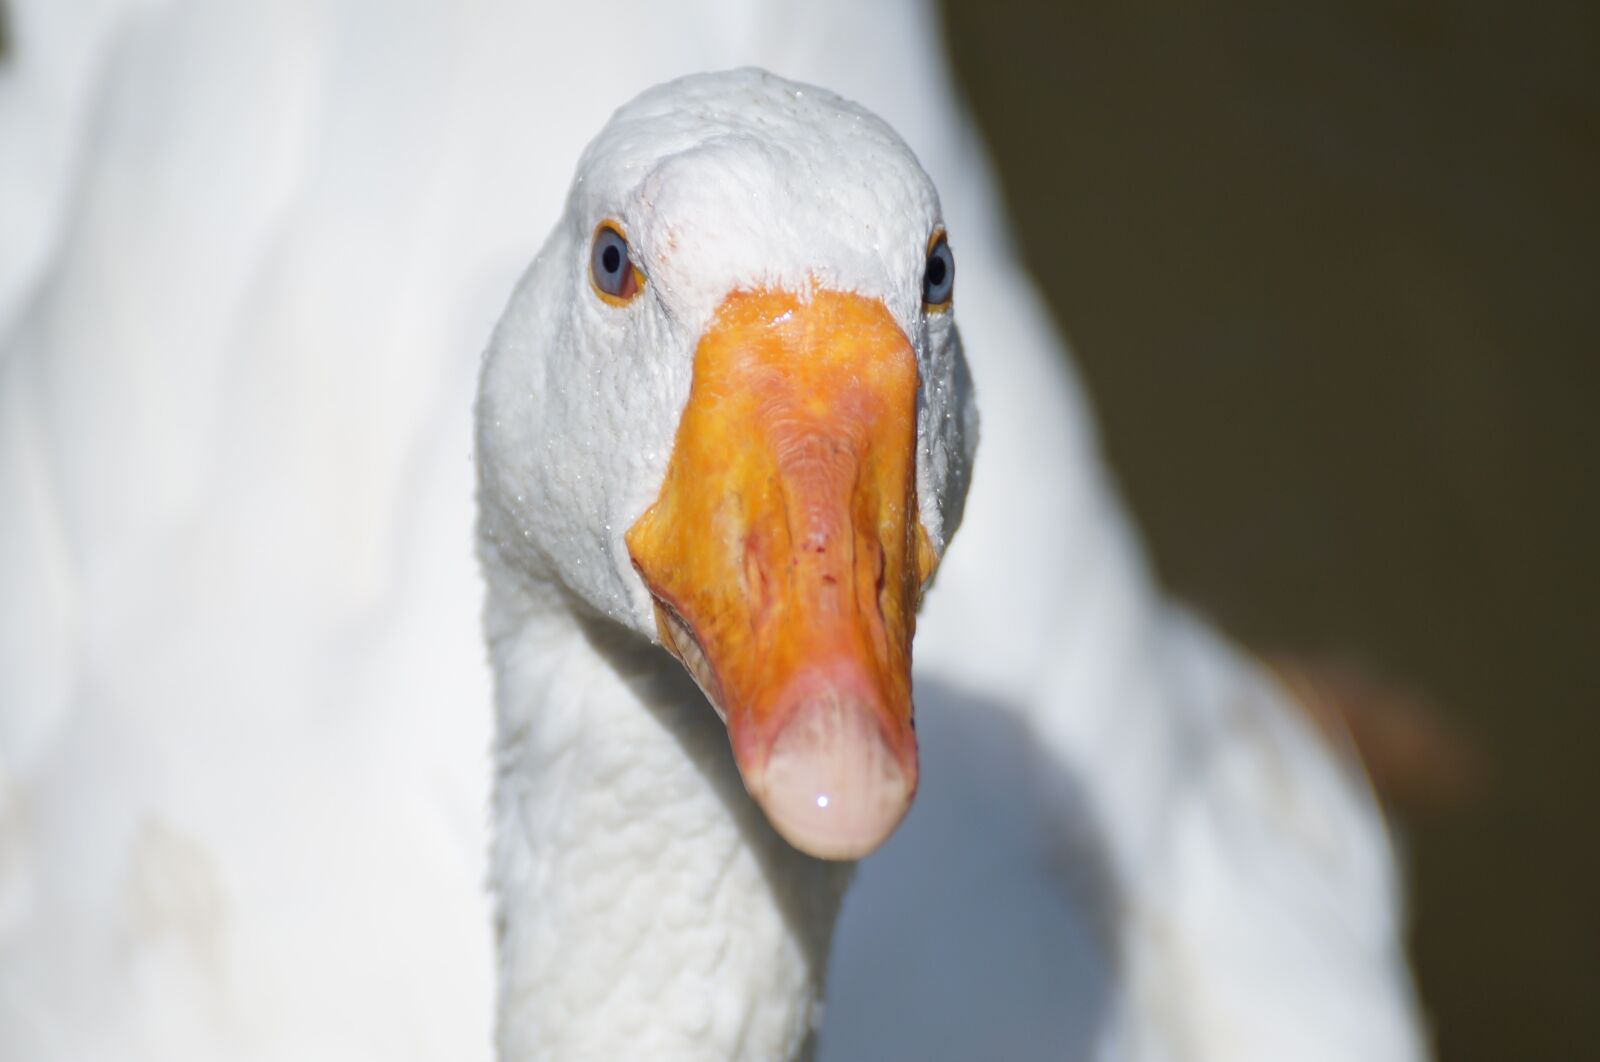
[941, 2, 1596, 1058]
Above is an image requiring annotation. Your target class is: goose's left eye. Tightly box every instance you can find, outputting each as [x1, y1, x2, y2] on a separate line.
[923, 232, 954, 309]
[590, 222, 641, 304]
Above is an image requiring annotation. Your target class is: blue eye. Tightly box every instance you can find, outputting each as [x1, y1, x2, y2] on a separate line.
[923, 232, 954, 308]
[591, 223, 641, 303]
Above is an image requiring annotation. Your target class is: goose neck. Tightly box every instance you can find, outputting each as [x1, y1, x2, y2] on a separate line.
[486, 581, 850, 1061]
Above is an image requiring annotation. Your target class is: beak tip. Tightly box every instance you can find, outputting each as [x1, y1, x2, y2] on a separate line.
[744, 683, 916, 861]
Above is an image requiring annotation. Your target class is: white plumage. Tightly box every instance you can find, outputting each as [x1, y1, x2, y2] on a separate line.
[0, 2, 1427, 1060]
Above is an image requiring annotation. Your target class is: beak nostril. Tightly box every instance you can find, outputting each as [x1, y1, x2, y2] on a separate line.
[741, 535, 773, 629]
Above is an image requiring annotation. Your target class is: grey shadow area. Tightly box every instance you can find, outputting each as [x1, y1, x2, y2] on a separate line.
[820, 682, 1118, 1061]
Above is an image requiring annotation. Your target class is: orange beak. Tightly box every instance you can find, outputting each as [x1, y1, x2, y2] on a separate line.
[626, 289, 938, 860]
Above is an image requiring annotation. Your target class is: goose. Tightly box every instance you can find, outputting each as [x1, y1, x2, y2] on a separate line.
[0, 3, 1427, 1061]
[475, 69, 1429, 1060]
[475, 69, 974, 1059]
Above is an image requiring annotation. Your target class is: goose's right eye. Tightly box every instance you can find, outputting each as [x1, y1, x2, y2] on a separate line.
[923, 230, 954, 310]
[590, 222, 642, 305]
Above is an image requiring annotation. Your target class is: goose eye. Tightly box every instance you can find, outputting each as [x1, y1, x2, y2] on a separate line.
[923, 232, 954, 309]
[590, 223, 641, 304]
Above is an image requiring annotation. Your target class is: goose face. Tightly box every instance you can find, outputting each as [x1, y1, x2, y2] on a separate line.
[478, 69, 976, 860]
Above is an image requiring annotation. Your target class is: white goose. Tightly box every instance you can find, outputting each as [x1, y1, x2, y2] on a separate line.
[0, 4, 1426, 1061]
[476, 70, 974, 1058]
[476, 70, 1427, 1060]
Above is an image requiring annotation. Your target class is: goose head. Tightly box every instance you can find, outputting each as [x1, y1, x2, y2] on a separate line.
[477, 69, 976, 861]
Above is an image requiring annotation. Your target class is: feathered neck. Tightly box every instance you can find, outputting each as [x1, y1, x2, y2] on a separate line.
[482, 551, 851, 1061]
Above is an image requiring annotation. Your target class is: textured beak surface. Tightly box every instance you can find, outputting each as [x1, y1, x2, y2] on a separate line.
[627, 288, 937, 860]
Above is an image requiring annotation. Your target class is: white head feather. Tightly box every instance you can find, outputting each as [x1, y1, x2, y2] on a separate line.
[477, 68, 976, 634]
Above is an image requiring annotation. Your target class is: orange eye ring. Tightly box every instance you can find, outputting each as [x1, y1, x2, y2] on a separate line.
[590, 220, 644, 306]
